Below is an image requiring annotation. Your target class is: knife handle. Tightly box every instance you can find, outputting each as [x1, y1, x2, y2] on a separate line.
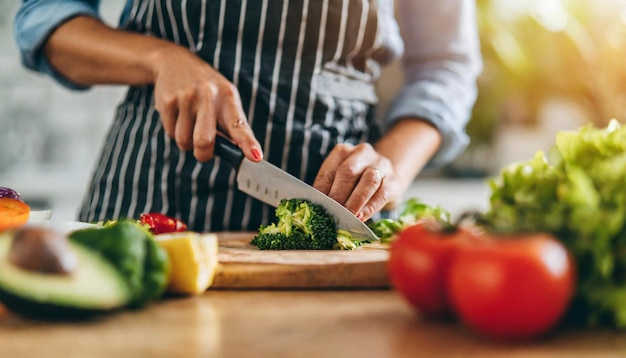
[214, 134, 244, 168]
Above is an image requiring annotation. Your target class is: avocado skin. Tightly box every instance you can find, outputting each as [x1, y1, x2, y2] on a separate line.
[0, 287, 120, 321]
[69, 221, 147, 307]
[136, 236, 170, 307]
[69, 220, 170, 308]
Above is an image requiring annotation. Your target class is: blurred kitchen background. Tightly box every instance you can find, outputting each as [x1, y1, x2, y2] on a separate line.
[1, 0, 625, 220]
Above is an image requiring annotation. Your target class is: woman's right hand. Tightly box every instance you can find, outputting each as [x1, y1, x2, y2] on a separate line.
[43, 15, 262, 164]
[151, 45, 263, 163]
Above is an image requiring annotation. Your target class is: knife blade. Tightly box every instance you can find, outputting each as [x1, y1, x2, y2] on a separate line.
[214, 135, 378, 241]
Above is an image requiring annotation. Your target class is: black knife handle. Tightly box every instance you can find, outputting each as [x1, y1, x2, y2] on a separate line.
[214, 135, 244, 168]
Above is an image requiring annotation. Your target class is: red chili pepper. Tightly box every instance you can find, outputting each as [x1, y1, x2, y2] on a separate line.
[140, 212, 188, 234]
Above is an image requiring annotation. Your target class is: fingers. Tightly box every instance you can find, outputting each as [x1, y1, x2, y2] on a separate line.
[154, 61, 263, 162]
[344, 167, 387, 220]
[355, 171, 393, 221]
[313, 143, 354, 195]
[192, 87, 217, 162]
[346, 157, 394, 221]
[175, 92, 194, 151]
[314, 143, 397, 221]
[156, 93, 178, 138]
[217, 83, 263, 162]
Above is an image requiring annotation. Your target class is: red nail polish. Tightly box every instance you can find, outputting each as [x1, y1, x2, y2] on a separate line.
[251, 148, 263, 161]
[356, 212, 364, 221]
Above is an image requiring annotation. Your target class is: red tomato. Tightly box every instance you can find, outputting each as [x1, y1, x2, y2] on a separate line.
[388, 222, 479, 318]
[446, 233, 575, 340]
[140, 212, 188, 234]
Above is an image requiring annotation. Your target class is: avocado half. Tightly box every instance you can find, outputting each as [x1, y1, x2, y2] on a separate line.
[0, 231, 131, 320]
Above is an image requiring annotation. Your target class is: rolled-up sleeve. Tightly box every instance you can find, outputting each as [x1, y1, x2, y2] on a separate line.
[387, 0, 483, 168]
[14, 0, 101, 90]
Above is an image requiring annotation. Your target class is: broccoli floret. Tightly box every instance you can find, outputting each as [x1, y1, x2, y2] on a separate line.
[251, 199, 338, 250]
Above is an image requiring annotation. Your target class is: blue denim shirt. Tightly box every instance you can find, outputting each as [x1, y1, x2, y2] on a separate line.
[14, 0, 482, 167]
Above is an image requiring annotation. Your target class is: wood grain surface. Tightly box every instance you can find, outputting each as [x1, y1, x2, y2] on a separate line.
[211, 232, 390, 289]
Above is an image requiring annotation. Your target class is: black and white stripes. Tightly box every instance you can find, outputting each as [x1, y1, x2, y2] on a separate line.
[79, 0, 392, 231]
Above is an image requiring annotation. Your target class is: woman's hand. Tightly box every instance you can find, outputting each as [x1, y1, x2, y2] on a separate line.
[151, 46, 263, 162]
[314, 119, 443, 221]
[313, 143, 400, 221]
[43, 15, 262, 163]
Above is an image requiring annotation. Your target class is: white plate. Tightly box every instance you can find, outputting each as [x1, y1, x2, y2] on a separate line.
[28, 210, 53, 221]
[25, 221, 98, 234]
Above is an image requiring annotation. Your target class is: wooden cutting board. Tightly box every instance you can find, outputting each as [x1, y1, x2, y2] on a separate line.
[211, 232, 391, 289]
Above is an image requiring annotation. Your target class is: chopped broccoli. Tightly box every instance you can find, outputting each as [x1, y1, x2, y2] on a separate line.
[333, 229, 371, 250]
[251, 198, 339, 250]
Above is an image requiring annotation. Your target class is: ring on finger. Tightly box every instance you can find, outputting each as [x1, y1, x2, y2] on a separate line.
[371, 167, 385, 180]
[233, 117, 246, 127]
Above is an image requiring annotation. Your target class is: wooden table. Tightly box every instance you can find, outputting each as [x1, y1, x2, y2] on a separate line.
[0, 289, 623, 357]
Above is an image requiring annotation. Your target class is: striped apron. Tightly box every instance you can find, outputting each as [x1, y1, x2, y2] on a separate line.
[78, 0, 399, 231]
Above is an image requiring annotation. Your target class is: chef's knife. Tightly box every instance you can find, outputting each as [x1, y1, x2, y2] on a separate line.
[214, 135, 378, 241]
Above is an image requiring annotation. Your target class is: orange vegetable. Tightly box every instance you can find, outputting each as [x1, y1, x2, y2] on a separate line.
[0, 198, 30, 232]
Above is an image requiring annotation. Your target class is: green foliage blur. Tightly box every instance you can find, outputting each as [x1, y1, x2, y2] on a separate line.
[470, 0, 626, 145]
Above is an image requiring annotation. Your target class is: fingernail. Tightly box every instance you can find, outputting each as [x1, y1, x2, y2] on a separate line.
[356, 212, 364, 221]
[251, 148, 263, 161]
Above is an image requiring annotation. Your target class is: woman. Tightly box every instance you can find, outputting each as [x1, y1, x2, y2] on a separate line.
[14, 0, 482, 231]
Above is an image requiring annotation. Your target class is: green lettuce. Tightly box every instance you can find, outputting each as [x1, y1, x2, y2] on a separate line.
[367, 198, 451, 242]
[483, 119, 626, 328]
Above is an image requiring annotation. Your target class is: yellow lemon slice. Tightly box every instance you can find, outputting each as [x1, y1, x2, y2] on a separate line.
[154, 232, 219, 295]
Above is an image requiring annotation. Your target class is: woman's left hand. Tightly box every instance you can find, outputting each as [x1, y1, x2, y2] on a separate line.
[313, 143, 400, 221]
